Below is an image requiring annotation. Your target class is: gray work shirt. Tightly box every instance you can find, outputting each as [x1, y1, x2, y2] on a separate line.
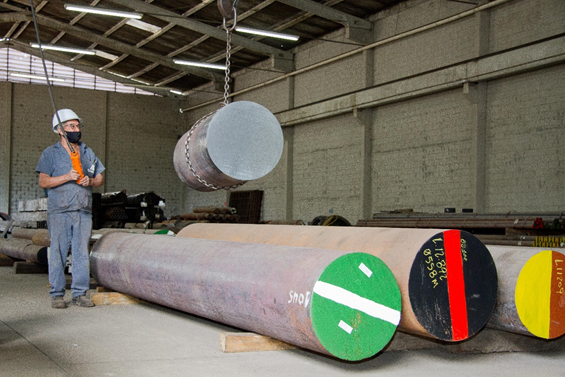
[36, 141, 105, 214]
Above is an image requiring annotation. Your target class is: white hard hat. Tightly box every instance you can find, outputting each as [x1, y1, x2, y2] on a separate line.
[52, 109, 82, 133]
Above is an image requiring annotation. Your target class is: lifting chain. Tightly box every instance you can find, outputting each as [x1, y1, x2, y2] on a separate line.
[181, 1, 246, 191]
[222, 6, 237, 106]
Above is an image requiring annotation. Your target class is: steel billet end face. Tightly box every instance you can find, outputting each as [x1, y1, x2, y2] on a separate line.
[515, 249, 565, 339]
[310, 252, 401, 361]
[408, 230, 498, 341]
[207, 101, 284, 181]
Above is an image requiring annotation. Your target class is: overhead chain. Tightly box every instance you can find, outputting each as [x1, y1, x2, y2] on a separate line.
[182, 2, 245, 191]
[222, 7, 237, 106]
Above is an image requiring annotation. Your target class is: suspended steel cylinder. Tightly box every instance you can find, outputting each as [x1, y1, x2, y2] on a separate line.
[90, 232, 401, 361]
[487, 246, 565, 339]
[177, 223, 498, 342]
[173, 101, 284, 192]
[0, 238, 47, 265]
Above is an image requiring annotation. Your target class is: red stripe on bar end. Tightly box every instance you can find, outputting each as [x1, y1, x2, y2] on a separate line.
[444, 230, 469, 341]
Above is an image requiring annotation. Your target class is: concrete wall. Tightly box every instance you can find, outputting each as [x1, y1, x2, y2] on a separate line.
[485, 65, 565, 212]
[372, 88, 476, 213]
[3, 0, 564, 224]
[214, 0, 565, 222]
[0, 82, 187, 217]
[0, 82, 12, 214]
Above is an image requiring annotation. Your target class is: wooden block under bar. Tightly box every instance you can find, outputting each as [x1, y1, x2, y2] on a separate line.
[91, 292, 141, 306]
[13, 261, 47, 274]
[219, 332, 297, 353]
[0, 253, 15, 266]
[65, 276, 99, 290]
[96, 286, 115, 293]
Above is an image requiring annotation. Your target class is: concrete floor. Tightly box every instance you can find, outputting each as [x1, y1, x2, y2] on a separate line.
[0, 266, 564, 377]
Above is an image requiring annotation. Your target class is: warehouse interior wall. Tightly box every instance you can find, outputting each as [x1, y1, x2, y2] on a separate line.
[185, 0, 564, 223]
[0, 82, 188, 217]
[1, 0, 564, 224]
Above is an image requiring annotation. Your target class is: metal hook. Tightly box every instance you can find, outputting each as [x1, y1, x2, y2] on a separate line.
[222, 7, 237, 32]
[218, 0, 237, 20]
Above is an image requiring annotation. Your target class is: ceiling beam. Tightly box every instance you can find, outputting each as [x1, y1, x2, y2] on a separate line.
[0, 40, 169, 96]
[0, 11, 224, 84]
[276, 0, 371, 29]
[0, 2, 23, 11]
[108, 0, 293, 60]
[276, 0, 373, 44]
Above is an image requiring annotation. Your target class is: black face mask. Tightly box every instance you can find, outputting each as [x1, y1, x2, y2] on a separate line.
[66, 131, 81, 143]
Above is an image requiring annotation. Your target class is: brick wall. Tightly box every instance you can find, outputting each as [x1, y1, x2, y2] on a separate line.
[489, 0, 565, 53]
[485, 64, 565, 212]
[2, 82, 187, 218]
[291, 114, 364, 223]
[374, 6, 477, 85]
[372, 89, 475, 213]
[0, 82, 12, 213]
[4, 0, 564, 223]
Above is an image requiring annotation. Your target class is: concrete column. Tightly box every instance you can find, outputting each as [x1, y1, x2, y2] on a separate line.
[102, 91, 109, 193]
[356, 49, 375, 220]
[465, 81, 488, 214]
[354, 108, 373, 220]
[363, 49, 375, 88]
[0, 82, 12, 213]
[287, 75, 295, 110]
[469, 2, 491, 213]
[285, 75, 296, 220]
[284, 127, 294, 220]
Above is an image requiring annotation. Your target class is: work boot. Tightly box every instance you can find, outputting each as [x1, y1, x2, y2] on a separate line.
[51, 296, 67, 309]
[72, 295, 95, 307]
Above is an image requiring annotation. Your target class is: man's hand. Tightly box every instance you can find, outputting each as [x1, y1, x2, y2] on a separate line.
[67, 169, 82, 182]
[78, 175, 91, 187]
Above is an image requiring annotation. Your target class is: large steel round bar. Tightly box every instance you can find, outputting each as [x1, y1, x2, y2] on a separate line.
[0, 238, 47, 264]
[90, 233, 401, 361]
[32, 231, 51, 247]
[173, 101, 284, 191]
[177, 223, 498, 342]
[10, 228, 49, 240]
[487, 246, 565, 339]
[11, 228, 165, 248]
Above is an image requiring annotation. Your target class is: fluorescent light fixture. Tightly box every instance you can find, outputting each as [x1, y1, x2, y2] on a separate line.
[173, 60, 226, 70]
[64, 4, 142, 19]
[104, 70, 129, 79]
[126, 19, 162, 33]
[11, 73, 65, 82]
[170, 90, 184, 95]
[235, 26, 299, 41]
[95, 50, 119, 60]
[0, 38, 10, 42]
[31, 43, 95, 55]
[130, 78, 151, 85]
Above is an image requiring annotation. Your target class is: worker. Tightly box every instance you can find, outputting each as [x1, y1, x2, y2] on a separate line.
[36, 109, 105, 309]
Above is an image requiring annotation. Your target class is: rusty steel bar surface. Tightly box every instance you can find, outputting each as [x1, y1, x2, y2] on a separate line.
[0, 238, 47, 264]
[10, 228, 49, 240]
[177, 223, 498, 342]
[487, 246, 565, 339]
[90, 233, 402, 361]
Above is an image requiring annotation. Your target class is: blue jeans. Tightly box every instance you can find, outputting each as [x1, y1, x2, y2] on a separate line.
[47, 211, 92, 298]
